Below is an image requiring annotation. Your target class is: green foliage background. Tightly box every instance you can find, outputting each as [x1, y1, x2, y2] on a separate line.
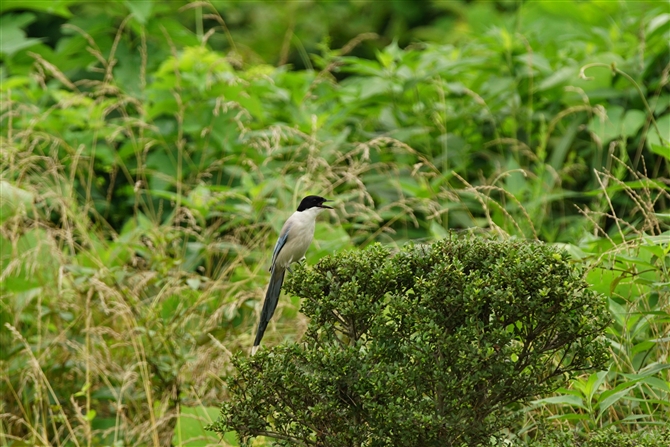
[1, 0, 669, 446]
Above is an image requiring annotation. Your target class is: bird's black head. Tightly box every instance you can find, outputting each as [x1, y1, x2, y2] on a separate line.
[297, 195, 333, 211]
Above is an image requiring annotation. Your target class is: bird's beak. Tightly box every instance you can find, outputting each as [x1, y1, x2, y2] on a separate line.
[320, 199, 333, 210]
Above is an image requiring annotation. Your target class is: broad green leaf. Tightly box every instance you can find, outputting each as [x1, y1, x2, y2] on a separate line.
[621, 362, 670, 380]
[588, 106, 646, 144]
[124, 0, 153, 24]
[597, 385, 636, 419]
[0, 0, 74, 17]
[533, 394, 587, 409]
[0, 180, 34, 223]
[0, 13, 43, 57]
[650, 143, 669, 159]
[546, 413, 590, 421]
[646, 113, 670, 149]
[632, 340, 655, 355]
[640, 377, 670, 393]
[579, 370, 609, 405]
[312, 222, 352, 261]
[647, 13, 670, 39]
[430, 220, 449, 239]
[536, 66, 576, 92]
[172, 406, 235, 446]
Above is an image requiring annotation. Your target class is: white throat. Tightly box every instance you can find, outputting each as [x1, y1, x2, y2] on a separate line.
[300, 206, 327, 220]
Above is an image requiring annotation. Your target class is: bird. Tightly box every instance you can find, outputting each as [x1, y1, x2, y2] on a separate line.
[252, 195, 333, 354]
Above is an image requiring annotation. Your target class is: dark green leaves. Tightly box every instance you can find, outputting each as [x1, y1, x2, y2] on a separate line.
[213, 236, 610, 446]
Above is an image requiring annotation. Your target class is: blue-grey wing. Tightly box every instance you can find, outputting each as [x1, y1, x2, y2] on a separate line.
[270, 223, 291, 271]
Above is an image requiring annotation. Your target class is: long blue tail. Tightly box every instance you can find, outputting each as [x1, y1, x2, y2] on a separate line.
[253, 266, 286, 349]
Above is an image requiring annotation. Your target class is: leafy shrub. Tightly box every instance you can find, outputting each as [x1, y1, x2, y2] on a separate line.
[526, 426, 670, 447]
[211, 237, 610, 446]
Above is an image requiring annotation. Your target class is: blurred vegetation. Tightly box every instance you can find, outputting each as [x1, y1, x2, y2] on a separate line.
[0, 0, 668, 446]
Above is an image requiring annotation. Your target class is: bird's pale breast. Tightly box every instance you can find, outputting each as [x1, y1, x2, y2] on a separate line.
[274, 213, 316, 268]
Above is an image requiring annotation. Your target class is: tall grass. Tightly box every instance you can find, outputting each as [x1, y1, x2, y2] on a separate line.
[526, 160, 670, 438]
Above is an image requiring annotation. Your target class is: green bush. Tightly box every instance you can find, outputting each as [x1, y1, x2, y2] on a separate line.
[211, 236, 610, 446]
[526, 426, 670, 447]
